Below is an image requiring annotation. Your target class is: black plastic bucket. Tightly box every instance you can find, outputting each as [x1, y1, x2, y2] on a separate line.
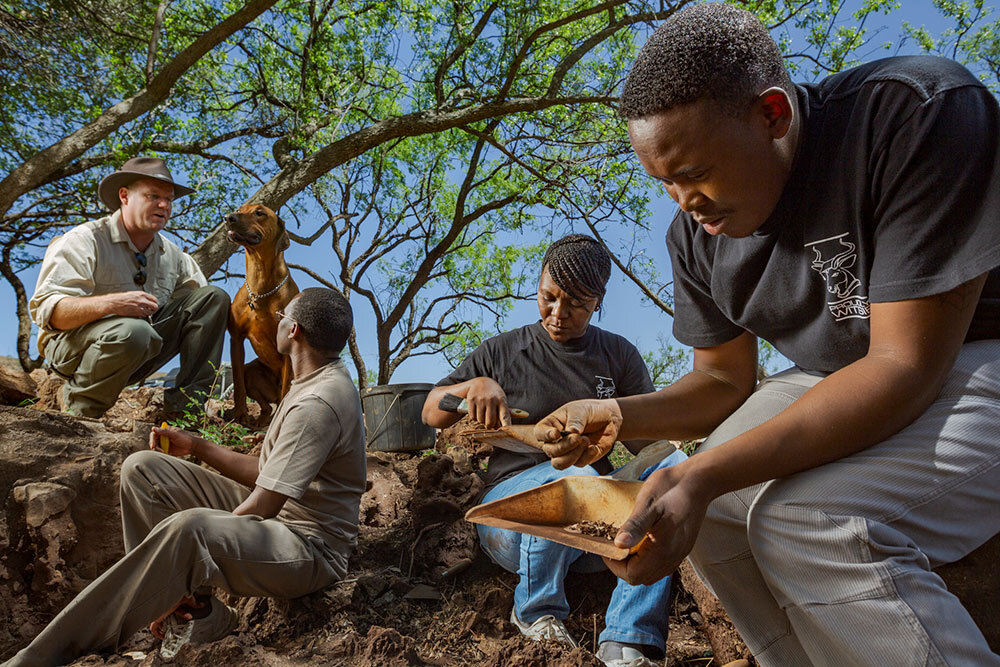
[360, 383, 436, 452]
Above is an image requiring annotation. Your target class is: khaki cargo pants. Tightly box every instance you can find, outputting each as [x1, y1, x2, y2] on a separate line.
[45, 286, 229, 417]
[3, 450, 345, 667]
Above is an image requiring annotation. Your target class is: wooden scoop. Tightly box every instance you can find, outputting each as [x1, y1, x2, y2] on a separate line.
[465, 476, 648, 560]
[458, 424, 552, 455]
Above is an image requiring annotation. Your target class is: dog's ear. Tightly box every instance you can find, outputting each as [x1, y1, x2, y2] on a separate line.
[275, 216, 291, 254]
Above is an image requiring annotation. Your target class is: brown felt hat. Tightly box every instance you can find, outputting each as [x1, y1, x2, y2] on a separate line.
[98, 156, 195, 211]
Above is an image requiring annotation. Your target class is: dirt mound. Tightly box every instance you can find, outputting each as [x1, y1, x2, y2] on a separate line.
[435, 416, 493, 457]
[480, 636, 603, 667]
[0, 404, 726, 666]
[0, 406, 148, 658]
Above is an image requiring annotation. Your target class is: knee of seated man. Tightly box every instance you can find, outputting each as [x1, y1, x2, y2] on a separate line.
[745, 482, 855, 568]
[154, 507, 224, 540]
[120, 450, 170, 490]
[193, 285, 231, 318]
[100, 318, 161, 356]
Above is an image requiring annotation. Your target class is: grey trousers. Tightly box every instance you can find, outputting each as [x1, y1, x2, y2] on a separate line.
[688, 340, 1000, 666]
[4, 451, 342, 667]
[45, 285, 229, 417]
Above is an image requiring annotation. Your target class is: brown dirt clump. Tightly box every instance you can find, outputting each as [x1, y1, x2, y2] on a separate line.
[566, 521, 618, 540]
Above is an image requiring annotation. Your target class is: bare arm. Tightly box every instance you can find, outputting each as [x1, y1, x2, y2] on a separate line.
[608, 275, 987, 585]
[685, 275, 986, 501]
[233, 486, 288, 518]
[617, 331, 759, 440]
[50, 291, 159, 330]
[150, 426, 260, 488]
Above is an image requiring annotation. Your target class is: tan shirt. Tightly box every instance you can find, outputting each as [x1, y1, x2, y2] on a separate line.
[29, 210, 206, 353]
[257, 359, 367, 575]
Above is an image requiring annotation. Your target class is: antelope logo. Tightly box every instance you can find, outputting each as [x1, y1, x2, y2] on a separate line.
[811, 237, 861, 299]
[595, 376, 616, 399]
[805, 233, 870, 321]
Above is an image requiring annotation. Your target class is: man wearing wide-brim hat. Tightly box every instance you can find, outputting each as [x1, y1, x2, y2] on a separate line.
[29, 156, 230, 418]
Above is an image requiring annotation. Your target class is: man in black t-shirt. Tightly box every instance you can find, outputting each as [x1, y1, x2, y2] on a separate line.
[535, 4, 1000, 665]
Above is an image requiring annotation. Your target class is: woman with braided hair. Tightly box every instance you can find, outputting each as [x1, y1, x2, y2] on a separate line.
[423, 234, 685, 667]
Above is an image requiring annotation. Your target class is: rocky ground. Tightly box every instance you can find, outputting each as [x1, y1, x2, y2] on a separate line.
[0, 364, 756, 666]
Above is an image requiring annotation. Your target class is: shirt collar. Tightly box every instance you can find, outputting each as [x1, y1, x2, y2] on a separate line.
[109, 209, 164, 255]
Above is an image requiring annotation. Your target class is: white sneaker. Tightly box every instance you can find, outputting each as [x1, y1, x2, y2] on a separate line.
[160, 597, 238, 659]
[596, 641, 660, 667]
[509, 608, 578, 647]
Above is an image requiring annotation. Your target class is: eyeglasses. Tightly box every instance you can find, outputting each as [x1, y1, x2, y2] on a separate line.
[133, 252, 147, 287]
[274, 310, 297, 325]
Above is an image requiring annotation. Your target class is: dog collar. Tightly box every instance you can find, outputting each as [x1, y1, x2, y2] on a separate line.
[246, 273, 290, 310]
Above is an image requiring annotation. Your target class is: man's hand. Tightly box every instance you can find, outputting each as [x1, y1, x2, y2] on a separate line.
[149, 595, 204, 640]
[603, 464, 711, 585]
[105, 290, 159, 318]
[465, 377, 513, 428]
[534, 399, 622, 470]
[150, 426, 198, 457]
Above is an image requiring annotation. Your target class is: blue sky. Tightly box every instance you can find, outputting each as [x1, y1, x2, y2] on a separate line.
[0, 1, 980, 384]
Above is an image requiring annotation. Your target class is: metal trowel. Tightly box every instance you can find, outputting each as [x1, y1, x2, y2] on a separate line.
[465, 476, 648, 560]
[458, 424, 551, 454]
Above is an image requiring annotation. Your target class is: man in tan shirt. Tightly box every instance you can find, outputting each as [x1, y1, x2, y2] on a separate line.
[5, 288, 367, 667]
[29, 156, 229, 417]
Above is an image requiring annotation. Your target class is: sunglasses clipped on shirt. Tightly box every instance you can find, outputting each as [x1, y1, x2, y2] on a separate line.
[133, 251, 147, 287]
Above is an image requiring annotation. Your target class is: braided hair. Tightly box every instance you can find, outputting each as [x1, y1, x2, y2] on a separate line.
[541, 234, 612, 304]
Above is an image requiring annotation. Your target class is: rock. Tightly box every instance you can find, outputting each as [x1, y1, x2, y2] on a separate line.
[12, 482, 76, 528]
[0, 360, 36, 406]
[0, 406, 134, 658]
[30, 371, 65, 412]
[100, 386, 163, 432]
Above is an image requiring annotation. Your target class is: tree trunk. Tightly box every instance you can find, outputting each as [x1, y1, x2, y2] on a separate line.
[0, 0, 277, 217]
[677, 559, 752, 664]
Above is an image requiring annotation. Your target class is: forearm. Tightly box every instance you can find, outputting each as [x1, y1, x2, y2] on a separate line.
[422, 380, 476, 428]
[49, 295, 115, 330]
[616, 368, 753, 441]
[684, 351, 949, 501]
[233, 486, 287, 519]
[192, 439, 260, 488]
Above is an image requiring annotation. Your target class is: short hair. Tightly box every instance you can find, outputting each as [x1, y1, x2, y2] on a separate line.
[541, 234, 612, 302]
[288, 288, 353, 355]
[620, 3, 792, 119]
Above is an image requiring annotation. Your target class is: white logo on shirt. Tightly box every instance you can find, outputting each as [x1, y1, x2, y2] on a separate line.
[595, 376, 616, 399]
[805, 233, 870, 321]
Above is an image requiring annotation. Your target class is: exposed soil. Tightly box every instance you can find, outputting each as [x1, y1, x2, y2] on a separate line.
[0, 401, 748, 666]
[566, 521, 618, 540]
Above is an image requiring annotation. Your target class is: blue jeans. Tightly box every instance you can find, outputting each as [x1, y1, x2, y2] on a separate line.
[477, 448, 688, 651]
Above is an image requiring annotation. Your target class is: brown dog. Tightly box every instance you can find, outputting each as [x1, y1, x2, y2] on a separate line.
[225, 204, 300, 425]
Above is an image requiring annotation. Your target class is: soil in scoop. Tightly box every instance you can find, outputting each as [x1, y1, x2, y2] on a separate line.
[565, 520, 618, 540]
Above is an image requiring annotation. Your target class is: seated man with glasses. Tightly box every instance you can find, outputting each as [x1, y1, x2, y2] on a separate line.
[29, 156, 230, 418]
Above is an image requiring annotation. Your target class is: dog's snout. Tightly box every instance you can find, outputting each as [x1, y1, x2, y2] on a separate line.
[225, 213, 239, 226]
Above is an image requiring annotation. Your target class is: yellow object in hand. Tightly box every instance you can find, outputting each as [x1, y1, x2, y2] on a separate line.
[159, 422, 169, 454]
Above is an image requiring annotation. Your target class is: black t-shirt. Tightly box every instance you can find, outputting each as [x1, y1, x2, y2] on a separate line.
[437, 321, 654, 488]
[669, 56, 1000, 374]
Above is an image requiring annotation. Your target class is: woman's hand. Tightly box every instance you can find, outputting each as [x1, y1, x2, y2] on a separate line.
[533, 398, 622, 469]
[603, 464, 712, 585]
[149, 426, 198, 458]
[465, 377, 513, 429]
